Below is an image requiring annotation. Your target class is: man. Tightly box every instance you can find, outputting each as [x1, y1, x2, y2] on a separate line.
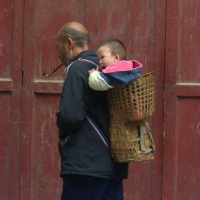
[56, 21, 128, 200]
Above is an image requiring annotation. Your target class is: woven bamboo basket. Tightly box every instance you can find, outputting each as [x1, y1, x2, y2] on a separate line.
[107, 72, 155, 122]
[109, 121, 155, 162]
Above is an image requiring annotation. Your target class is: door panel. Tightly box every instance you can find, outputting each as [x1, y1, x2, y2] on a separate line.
[176, 99, 200, 200]
[163, 0, 200, 199]
[0, 0, 23, 199]
[20, 0, 87, 199]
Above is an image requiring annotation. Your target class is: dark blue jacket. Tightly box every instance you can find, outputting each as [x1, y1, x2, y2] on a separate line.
[56, 50, 128, 179]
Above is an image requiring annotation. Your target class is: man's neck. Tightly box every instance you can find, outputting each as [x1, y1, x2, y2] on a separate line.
[73, 45, 89, 57]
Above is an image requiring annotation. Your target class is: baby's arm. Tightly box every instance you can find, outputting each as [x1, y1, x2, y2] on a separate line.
[88, 70, 113, 91]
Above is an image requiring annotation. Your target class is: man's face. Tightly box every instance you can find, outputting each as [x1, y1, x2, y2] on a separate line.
[55, 39, 72, 67]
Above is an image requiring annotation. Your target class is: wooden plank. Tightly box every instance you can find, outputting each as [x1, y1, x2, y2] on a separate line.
[163, 0, 200, 199]
[21, 0, 86, 199]
[0, 0, 23, 199]
[8, 0, 24, 198]
[0, 93, 11, 199]
[176, 98, 200, 200]
[176, 83, 200, 97]
[163, 0, 179, 198]
[0, 78, 13, 92]
[33, 80, 63, 94]
[151, 0, 166, 199]
[86, 1, 165, 199]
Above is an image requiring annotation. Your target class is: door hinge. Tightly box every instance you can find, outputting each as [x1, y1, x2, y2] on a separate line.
[22, 68, 24, 86]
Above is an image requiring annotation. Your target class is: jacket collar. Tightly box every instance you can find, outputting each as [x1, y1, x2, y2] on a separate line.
[71, 50, 96, 63]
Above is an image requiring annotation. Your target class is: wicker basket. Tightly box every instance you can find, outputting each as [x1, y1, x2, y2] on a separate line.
[107, 72, 155, 122]
[109, 121, 155, 162]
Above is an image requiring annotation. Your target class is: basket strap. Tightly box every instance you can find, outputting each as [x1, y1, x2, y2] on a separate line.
[139, 122, 155, 153]
[77, 58, 99, 70]
[144, 122, 155, 151]
[86, 115, 110, 149]
[78, 59, 109, 148]
[64, 58, 99, 80]
[65, 58, 108, 148]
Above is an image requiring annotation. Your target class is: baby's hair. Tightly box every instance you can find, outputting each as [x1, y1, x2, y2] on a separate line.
[97, 38, 127, 60]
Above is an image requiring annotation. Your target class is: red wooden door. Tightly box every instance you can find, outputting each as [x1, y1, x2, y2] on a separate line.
[19, 1, 85, 199]
[3, 0, 200, 200]
[0, 0, 23, 199]
[163, 1, 200, 199]
[19, 0, 165, 199]
[1, 0, 165, 199]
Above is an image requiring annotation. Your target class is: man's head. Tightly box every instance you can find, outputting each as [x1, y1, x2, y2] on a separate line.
[56, 22, 90, 66]
[97, 38, 127, 69]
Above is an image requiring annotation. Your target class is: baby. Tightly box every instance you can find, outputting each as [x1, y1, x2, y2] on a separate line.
[88, 38, 142, 91]
[89, 38, 144, 121]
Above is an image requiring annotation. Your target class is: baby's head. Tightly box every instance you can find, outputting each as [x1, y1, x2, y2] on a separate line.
[97, 38, 127, 69]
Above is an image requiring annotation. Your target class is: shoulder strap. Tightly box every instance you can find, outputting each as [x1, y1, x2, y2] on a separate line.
[64, 58, 109, 148]
[77, 58, 99, 70]
[80, 59, 109, 148]
[86, 115, 110, 149]
[64, 58, 99, 80]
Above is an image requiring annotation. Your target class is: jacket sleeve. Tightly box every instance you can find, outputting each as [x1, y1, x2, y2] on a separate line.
[57, 63, 89, 139]
[88, 71, 113, 91]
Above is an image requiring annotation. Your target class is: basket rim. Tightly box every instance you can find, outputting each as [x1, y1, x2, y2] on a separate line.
[140, 71, 154, 77]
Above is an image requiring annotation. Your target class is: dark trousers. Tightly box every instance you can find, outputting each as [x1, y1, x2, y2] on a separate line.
[61, 174, 123, 200]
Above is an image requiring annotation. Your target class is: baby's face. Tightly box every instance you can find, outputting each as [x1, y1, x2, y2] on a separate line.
[97, 45, 116, 69]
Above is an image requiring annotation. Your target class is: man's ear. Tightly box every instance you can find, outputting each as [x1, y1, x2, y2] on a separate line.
[114, 54, 121, 61]
[66, 38, 74, 48]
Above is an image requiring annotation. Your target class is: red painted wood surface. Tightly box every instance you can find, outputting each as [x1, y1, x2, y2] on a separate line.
[163, 1, 200, 199]
[0, 0, 199, 199]
[0, 0, 23, 199]
[20, 1, 164, 199]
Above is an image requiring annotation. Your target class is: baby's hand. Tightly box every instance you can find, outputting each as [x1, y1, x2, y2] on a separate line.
[88, 69, 97, 74]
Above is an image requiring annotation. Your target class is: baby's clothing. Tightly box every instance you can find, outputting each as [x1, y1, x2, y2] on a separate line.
[89, 60, 142, 91]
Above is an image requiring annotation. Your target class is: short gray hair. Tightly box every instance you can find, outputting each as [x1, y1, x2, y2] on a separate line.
[59, 26, 90, 47]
